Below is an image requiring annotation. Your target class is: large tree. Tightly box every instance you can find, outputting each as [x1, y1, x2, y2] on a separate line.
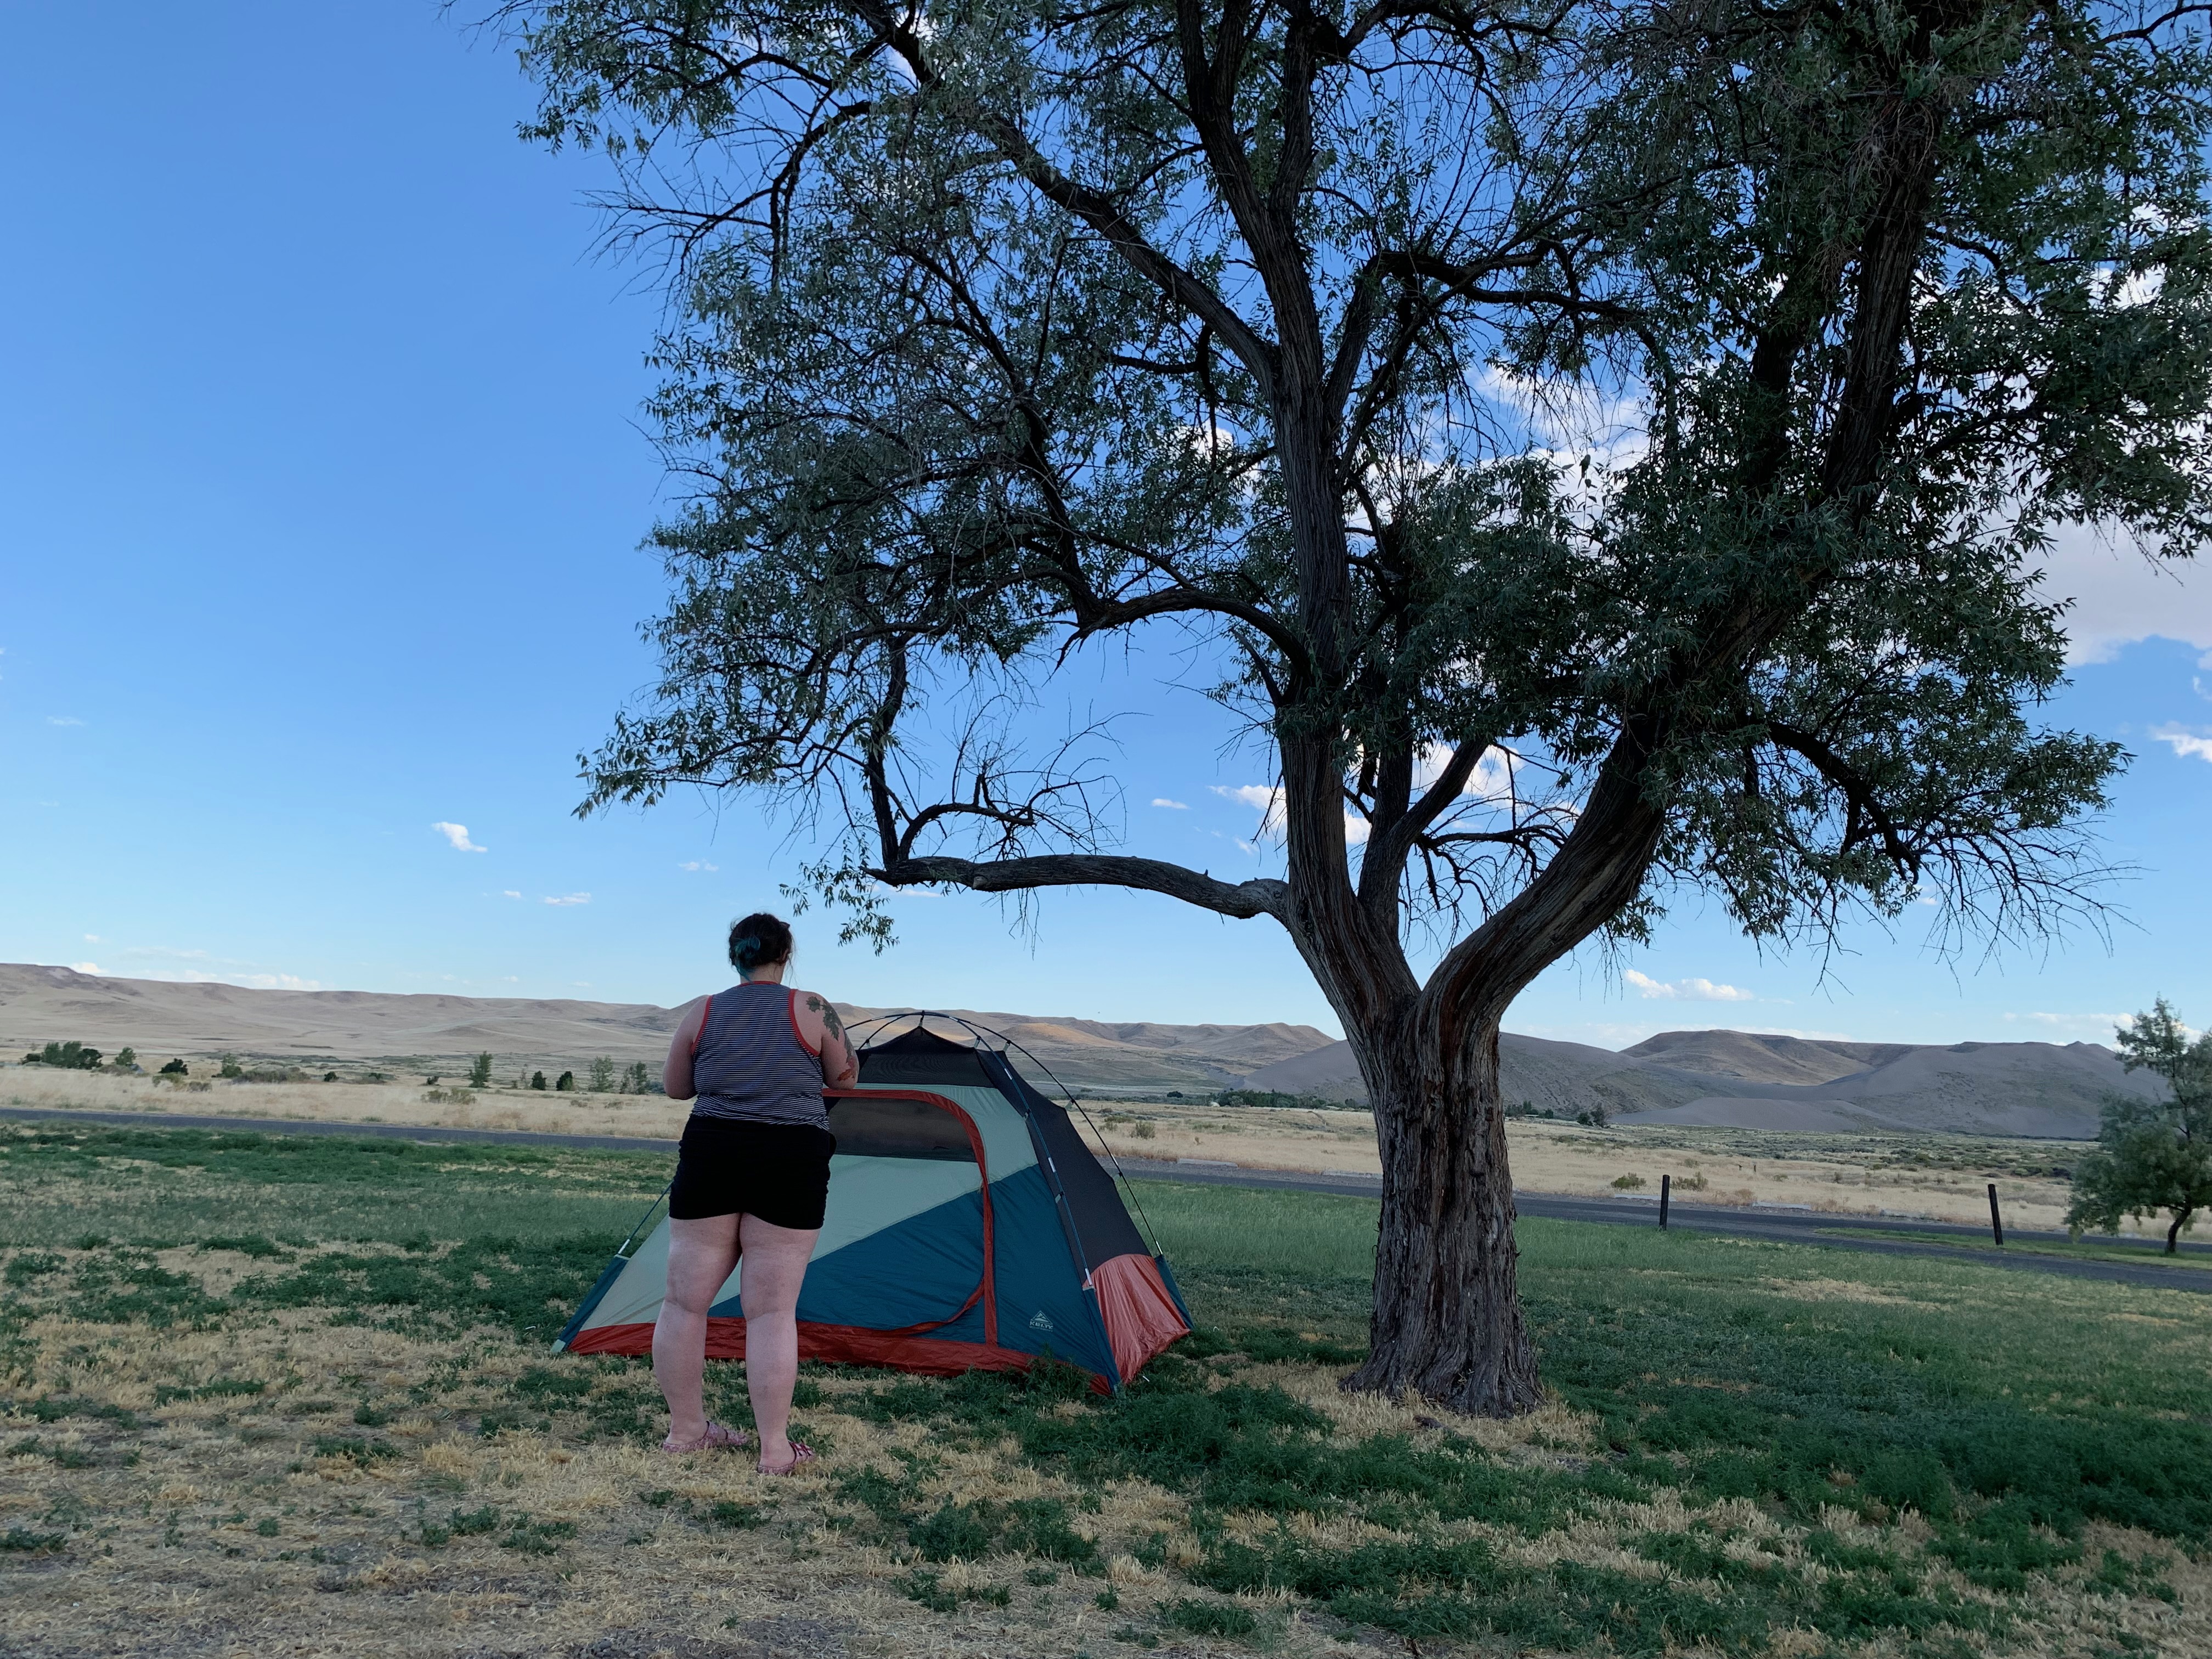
[507, 0, 2212, 1412]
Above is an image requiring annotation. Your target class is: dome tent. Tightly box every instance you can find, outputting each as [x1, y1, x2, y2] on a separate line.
[554, 1022, 1192, 1389]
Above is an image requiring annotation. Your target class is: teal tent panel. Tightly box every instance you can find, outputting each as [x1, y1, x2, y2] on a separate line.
[882, 1082, 1039, 1181]
[812, 1155, 983, 1263]
[714, 1187, 988, 1331]
[983, 1166, 1117, 1379]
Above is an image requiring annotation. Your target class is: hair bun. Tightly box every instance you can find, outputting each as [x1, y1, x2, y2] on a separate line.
[727, 912, 794, 973]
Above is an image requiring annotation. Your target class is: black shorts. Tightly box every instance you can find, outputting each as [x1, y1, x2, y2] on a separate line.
[668, 1116, 837, 1230]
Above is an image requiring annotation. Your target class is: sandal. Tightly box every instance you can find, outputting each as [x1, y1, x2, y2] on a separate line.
[661, 1421, 753, 1455]
[757, 1440, 816, 1477]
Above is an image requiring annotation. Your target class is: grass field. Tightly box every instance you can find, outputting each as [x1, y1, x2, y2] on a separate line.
[1, 1121, 2204, 1658]
[8, 1062, 2107, 1232]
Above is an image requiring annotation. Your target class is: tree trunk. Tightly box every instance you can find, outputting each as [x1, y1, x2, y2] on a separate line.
[2168, 1209, 2190, 1255]
[1341, 1010, 1541, 1416]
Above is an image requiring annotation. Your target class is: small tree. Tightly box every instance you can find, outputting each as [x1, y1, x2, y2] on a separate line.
[40, 1041, 101, 1070]
[115, 1047, 138, 1071]
[623, 1061, 654, 1096]
[159, 1058, 188, 1076]
[217, 1053, 244, 1080]
[588, 1056, 617, 1093]
[470, 1052, 495, 1088]
[556, 1070, 577, 1092]
[531, 1071, 549, 1091]
[2068, 1001, 2212, 1255]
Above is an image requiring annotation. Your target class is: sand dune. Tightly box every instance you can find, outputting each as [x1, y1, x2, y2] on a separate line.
[0, 963, 1334, 1093]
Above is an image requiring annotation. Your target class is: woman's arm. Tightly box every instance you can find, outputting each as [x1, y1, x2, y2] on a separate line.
[663, 997, 709, 1099]
[799, 992, 860, 1088]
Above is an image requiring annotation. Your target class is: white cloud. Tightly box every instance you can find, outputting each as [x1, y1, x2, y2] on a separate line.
[2152, 725, 2212, 763]
[502, 890, 522, 899]
[1624, 969, 1758, 1003]
[1212, 782, 1372, 846]
[47, 715, 84, 726]
[101, 945, 323, 991]
[83, 934, 100, 943]
[679, 860, 720, 872]
[2035, 523, 2212, 665]
[543, 893, 591, 906]
[431, 821, 487, 853]
[1414, 743, 1515, 803]
[1212, 782, 1284, 828]
[69, 961, 99, 974]
[1152, 798, 1189, 810]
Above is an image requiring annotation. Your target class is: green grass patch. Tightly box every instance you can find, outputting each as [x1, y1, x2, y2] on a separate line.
[5, 1122, 2203, 1655]
[1855, 1226, 2212, 1267]
[0, 1124, 666, 1248]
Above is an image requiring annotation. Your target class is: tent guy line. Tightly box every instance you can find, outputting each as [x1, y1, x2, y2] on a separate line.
[2, 1103, 2203, 1294]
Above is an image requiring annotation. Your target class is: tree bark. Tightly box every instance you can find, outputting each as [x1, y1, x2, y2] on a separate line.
[1341, 1007, 1540, 1415]
[2168, 1209, 2190, 1255]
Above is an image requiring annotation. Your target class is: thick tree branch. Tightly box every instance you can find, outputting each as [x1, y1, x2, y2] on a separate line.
[877, 851, 1288, 919]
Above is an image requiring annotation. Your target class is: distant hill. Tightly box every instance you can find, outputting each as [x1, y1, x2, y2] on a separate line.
[1236, 1026, 2160, 1139]
[0, 963, 1334, 1094]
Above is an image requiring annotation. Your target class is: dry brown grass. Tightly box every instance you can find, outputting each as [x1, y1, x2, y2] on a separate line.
[8, 1067, 2105, 1237]
[5, 1237, 2205, 1659]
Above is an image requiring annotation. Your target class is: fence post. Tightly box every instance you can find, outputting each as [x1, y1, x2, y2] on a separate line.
[1987, 1182, 2004, 1247]
[1660, 1172, 1671, 1230]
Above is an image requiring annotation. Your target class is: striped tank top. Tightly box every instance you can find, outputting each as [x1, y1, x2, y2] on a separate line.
[689, 981, 830, 1127]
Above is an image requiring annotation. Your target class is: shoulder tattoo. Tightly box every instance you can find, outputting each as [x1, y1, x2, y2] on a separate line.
[806, 995, 846, 1042]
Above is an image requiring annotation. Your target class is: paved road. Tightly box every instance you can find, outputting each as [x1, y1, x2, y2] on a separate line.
[1113, 1156, 2212, 1295]
[7, 1104, 2205, 1294]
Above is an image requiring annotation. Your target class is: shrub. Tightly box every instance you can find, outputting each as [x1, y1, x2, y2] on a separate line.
[555, 1071, 576, 1092]
[115, 1047, 138, 1070]
[530, 1072, 548, 1091]
[1612, 1173, 1645, 1190]
[217, 1054, 244, 1079]
[159, 1059, 188, 1076]
[35, 1041, 103, 1070]
[469, 1051, 494, 1087]
[1215, 1087, 1365, 1111]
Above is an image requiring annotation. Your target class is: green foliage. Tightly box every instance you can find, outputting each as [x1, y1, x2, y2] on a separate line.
[1159, 1599, 1257, 1637]
[1214, 1089, 1364, 1112]
[114, 1047, 137, 1070]
[555, 1071, 576, 1092]
[217, 1054, 243, 1079]
[621, 1060, 656, 1095]
[530, 1071, 548, 1091]
[588, 1056, 616, 1092]
[30, 1041, 102, 1070]
[2068, 999, 2212, 1251]
[469, 1052, 494, 1088]
[158, 1058, 187, 1076]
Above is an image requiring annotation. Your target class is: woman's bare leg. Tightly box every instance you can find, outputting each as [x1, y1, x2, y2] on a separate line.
[735, 1212, 820, 1471]
[654, 1214, 741, 1443]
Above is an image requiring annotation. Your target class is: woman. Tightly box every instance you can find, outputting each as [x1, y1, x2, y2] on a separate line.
[656, 912, 857, 1474]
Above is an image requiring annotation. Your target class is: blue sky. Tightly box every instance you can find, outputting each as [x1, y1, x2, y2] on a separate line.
[4, 2, 2209, 1048]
